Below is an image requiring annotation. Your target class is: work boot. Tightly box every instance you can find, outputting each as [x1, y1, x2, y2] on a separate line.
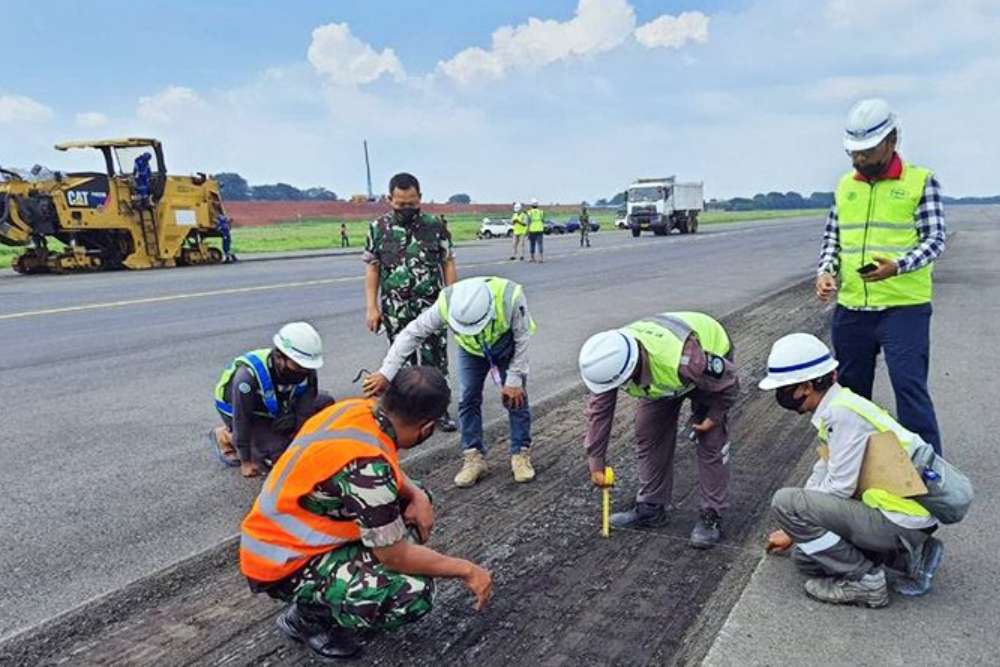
[276, 603, 361, 660]
[610, 502, 668, 529]
[509, 255, 516, 261]
[454, 449, 488, 488]
[510, 450, 535, 483]
[895, 537, 945, 597]
[437, 412, 458, 432]
[805, 568, 890, 608]
[689, 509, 722, 549]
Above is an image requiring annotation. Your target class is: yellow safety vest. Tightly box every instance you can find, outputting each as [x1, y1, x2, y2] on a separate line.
[512, 212, 528, 236]
[527, 208, 545, 233]
[437, 277, 536, 357]
[621, 312, 730, 400]
[834, 162, 932, 308]
[816, 388, 931, 518]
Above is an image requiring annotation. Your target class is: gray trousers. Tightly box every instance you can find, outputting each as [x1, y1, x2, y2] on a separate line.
[634, 390, 731, 513]
[772, 488, 929, 580]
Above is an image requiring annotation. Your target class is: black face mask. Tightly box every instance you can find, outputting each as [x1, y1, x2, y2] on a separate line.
[394, 207, 420, 225]
[856, 161, 887, 180]
[275, 362, 309, 385]
[775, 385, 807, 412]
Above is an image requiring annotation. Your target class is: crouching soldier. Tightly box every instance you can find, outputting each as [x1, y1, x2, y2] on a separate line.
[211, 322, 334, 477]
[240, 368, 492, 660]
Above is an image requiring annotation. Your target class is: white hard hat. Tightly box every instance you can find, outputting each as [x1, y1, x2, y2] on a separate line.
[843, 98, 898, 152]
[273, 321, 324, 370]
[579, 330, 639, 394]
[531, 198, 539, 205]
[447, 278, 495, 336]
[513, 202, 522, 212]
[758, 333, 838, 390]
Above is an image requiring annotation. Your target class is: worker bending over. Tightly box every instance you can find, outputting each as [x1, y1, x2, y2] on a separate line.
[240, 368, 492, 661]
[365, 276, 537, 487]
[211, 322, 334, 477]
[579, 311, 738, 548]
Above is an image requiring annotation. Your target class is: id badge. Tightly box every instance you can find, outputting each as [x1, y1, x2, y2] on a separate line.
[489, 365, 503, 387]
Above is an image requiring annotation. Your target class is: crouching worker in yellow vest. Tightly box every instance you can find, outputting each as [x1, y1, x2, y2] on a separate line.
[240, 367, 493, 661]
[761, 333, 946, 608]
[211, 322, 335, 478]
[364, 276, 537, 487]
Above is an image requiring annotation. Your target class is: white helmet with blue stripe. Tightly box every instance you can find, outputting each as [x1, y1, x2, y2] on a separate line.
[843, 98, 898, 152]
[579, 329, 640, 394]
[274, 321, 324, 370]
[758, 333, 838, 390]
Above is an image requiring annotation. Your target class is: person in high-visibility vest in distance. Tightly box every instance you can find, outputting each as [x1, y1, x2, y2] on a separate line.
[816, 98, 946, 455]
[240, 367, 492, 661]
[579, 311, 739, 549]
[527, 198, 545, 263]
[211, 322, 334, 478]
[761, 333, 945, 608]
[510, 202, 528, 261]
[364, 276, 537, 487]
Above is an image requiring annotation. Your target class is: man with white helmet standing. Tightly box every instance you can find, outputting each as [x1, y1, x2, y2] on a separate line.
[527, 198, 545, 263]
[578, 311, 738, 548]
[816, 99, 946, 454]
[760, 333, 945, 608]
[510, 202, 528, 261]
[363, 276, 537, 486]
[211, 322, 334, 478]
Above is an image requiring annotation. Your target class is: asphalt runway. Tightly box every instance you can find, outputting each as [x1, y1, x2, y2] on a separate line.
[0, 211, 969, 639]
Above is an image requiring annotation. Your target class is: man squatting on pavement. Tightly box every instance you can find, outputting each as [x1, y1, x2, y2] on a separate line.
[578, 311, 738, 548]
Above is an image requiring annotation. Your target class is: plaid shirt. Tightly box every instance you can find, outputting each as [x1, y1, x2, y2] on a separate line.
[817, 174, 947, 278]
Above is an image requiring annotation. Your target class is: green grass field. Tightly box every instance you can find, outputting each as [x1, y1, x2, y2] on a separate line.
[0, 208, 823, 268]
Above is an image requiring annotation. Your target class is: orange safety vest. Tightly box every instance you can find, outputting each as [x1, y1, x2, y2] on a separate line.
[239, 398, 404, 582]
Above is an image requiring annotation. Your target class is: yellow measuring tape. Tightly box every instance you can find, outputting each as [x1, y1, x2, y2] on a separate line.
[601, 466, 615, 538]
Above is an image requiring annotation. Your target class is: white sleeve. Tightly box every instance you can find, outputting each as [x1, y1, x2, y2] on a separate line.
[804, 458, 828, 491]
[377, 305, 447, 380]
[816, 409, 870, 498]
[504, 291, 531, 389]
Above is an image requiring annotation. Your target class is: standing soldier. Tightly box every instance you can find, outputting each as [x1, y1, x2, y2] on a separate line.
[364, 172, 459, 431]
[816, 99, 946, 454]
[579, 203, 591, 248]
[578, 311, 739, 548]
[527, 198, 545, 263]
[340, 223, 349, 248]
[510, 202, 528, 261]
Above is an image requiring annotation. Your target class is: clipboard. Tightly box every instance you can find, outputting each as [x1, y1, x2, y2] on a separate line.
[816, 431, 927, 498]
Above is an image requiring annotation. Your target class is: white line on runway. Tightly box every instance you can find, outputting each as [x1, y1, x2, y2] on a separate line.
[0, 221, 811, 321]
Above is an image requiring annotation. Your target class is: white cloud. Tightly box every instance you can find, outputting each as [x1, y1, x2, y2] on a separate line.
[75, 111, 109, 128]
[307, 23, 404, 86]
[0, 94, 54, 124]
[137, 86, 206, 123]
[438, 0, 636, 85]
[635, 11, 710, 49]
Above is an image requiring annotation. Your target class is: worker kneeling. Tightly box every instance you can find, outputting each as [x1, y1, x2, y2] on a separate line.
[211, 322, 334, 478]
[240, 368, 492, 661]
[761, 334, 972, 608]
[364, 276, 537, 487]
[579, 311, 738, 549]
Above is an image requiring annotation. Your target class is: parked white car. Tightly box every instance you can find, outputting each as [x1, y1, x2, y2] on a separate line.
[477, 217, 513, 238]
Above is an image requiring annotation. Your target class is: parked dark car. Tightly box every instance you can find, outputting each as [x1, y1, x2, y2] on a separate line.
[543, 219, 565, 235]
[564, 218, 601, 233]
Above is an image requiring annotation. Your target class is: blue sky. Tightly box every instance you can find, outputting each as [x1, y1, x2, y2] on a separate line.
[2, 1, 998, 201]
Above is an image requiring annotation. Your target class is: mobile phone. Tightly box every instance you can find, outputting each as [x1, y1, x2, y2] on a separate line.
[857, 263, 878, 275]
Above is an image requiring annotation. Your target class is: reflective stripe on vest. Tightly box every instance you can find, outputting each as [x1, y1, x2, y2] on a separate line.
[528, 208, 544, 232]
[834, 162, 933, 308]
[621, 312, 730, 401]
[817, 388, 930, 518]
[214, 348, 307, 419]
[438, 277, 536, 357]
[239, 399, 404, 581]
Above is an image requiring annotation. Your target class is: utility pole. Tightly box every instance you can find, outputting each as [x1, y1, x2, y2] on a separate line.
[363, 140, 374, 201]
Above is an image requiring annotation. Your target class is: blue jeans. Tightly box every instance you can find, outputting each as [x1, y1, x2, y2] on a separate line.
[831, 304, 941, 454]
[528, 232, 544, 256]
[456, 346, 531, 454]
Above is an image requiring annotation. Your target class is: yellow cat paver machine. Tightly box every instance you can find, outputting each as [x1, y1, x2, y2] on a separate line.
[0, 138, 227, 273]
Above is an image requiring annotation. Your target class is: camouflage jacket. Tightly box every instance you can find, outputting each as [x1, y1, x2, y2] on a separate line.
[363, 212, 453, 304]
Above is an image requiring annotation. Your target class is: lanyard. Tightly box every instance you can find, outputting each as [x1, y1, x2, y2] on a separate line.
[477, 334, 503, 387]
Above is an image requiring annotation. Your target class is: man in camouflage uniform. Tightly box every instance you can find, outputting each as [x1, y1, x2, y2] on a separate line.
[364, 172, 459, 430]
[579, 203, 591, 248]
[242, 368, 492, 661]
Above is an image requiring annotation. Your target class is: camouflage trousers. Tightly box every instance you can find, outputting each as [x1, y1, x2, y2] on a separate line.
[279, 529, 434, 631]
[382, 302, 449, 377]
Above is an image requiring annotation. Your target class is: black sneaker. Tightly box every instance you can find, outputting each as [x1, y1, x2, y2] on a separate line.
[276, 603, 361, 660]
[689, 509, 721, 549]
[610, 502, 668, 529]
[437, 412, 458, 432]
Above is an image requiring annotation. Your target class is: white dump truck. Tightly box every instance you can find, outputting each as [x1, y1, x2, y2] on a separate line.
[626, 176, 704, 237]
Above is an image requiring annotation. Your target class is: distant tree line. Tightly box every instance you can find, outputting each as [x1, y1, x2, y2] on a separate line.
[214, 172, 338, 201]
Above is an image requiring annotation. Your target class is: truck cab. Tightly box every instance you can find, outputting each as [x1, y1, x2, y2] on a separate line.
[626, 176, 703, 237]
